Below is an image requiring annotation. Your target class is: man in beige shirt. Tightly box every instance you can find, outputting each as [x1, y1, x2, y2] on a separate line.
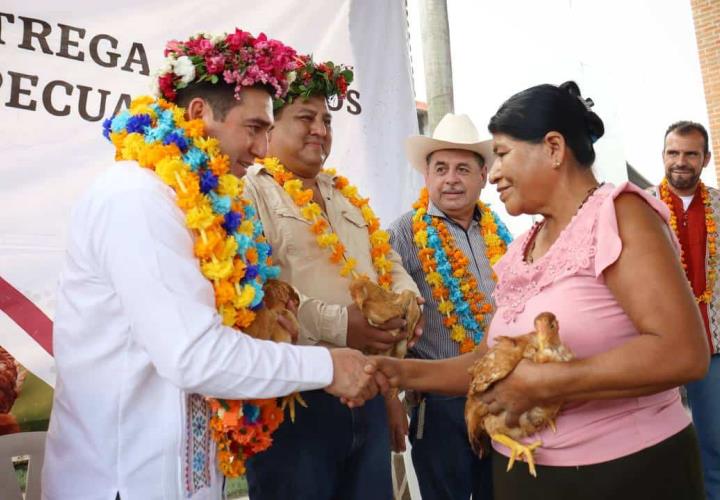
[242, 57, 422, 499]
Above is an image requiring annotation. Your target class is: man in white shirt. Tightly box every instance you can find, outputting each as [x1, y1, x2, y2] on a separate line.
[42, 30, 384, 500]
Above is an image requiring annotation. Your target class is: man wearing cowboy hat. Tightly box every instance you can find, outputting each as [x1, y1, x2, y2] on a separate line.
[387, 113, 506, 499]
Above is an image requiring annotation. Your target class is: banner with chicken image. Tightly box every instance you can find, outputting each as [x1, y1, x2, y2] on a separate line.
[0, 0, 419, 435]
[0, 346, 53, 436]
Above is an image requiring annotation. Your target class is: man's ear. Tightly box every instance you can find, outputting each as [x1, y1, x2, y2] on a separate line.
[478, 164, 489, 188]
[703, 149, 712, 169]
[186, 97, 209, 121]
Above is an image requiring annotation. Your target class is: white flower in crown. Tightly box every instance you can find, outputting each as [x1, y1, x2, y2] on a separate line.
[174, 55, 196, 85]
[150, 75, 161, 97]
[159, 54, 176, 75]
[286, 70, 297, 85]
[211, 33, 225, 44]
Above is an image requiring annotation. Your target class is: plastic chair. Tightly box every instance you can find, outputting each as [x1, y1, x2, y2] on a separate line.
[0, 431, 46, 500]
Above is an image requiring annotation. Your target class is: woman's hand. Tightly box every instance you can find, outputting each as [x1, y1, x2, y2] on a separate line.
[480, 360, 550, 426]
[372, 356, 406, 389]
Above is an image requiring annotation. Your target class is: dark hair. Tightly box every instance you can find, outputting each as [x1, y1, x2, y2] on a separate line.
[175, 81, 273, 121]
[664, 120, 709, 154]
[488, 81, 605, 167]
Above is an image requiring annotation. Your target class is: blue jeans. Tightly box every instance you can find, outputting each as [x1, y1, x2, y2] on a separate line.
[686, 353, 720, 500]
[246, 390, 392, 500]
[409, 394, 493, 500]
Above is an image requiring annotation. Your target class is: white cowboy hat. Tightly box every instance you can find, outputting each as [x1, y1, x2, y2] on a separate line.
[405, 113, 495, 173]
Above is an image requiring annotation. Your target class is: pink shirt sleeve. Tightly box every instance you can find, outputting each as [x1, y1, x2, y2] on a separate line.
[594, 181, 676, 277]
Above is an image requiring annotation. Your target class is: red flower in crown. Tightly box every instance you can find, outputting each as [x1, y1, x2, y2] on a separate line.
[205, 54, 226, 75]
[226, 28, 252, 51]
[337, 75, 348, 96]
[275, 54, 354, 109]
[158, 73, 177, 101]
[154, 30, 298, 102]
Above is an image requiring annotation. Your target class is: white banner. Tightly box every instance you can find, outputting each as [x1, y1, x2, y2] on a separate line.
[0, 0, 421, 383]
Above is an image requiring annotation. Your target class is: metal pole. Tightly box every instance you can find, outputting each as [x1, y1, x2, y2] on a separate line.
[419, 0, 454, 135]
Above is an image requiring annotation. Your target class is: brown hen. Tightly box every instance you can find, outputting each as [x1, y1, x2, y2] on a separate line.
[348, 275, 421, 358]
[465, 312, 573, 476]
[244, 279, 299, 344]
[243, 279, 306, 420]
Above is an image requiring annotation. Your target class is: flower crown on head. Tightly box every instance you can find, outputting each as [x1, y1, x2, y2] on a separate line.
[154, 29, 298, 102]
[274, 54, 354, 109]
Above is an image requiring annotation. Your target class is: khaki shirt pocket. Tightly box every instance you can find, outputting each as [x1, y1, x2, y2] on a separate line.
[337, 209, 372, 258]
[272, 205, 316, 258]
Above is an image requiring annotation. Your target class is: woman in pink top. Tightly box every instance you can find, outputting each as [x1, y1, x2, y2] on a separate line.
[375, 82, 708, 499]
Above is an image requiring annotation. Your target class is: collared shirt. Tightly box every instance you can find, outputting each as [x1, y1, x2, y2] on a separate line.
[43, 162, 333, 500]
[388, 201, 497, 360]
[242, 163, 420, 347]
[665, 186, 712, 349]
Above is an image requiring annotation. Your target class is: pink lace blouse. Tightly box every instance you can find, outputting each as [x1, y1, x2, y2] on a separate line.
[488, 182, 690, 466]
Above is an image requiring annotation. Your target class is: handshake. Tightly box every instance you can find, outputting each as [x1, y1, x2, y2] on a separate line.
[324, 349, 403, 406]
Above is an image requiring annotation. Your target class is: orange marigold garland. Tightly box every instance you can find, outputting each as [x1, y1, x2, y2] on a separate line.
[259, 157, 394, 289]
[659, 178, 717, 304]
[412, 188, 512, 353]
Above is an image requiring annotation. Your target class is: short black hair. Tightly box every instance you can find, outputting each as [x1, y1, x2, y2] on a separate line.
[175, 81, 273, 121]
[488, 81, 604, 168]
[664, 121, 709, 154]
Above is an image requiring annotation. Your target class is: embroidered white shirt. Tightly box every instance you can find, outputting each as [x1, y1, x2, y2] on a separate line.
[42, 162, 334, 500]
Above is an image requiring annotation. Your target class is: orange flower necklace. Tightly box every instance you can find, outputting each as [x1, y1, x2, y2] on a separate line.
[412, 188, 512, 353]
[660, 178, 717, 304]
[258, 157, 394, 289]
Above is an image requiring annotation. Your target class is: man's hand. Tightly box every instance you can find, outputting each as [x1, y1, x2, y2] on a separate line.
[346, 303, 406, 352]
[325, 348, 388, 404]
[385, 394, 409, 452]
[408, 295, 426, 349]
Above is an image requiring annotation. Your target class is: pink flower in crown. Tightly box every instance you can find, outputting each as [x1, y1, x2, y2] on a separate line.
[226, 28, 252, 51]
[185, 37, 215, 57]
[271, 49, 296, 77]
[223, 69, 240, 86]
[205, 54, 226, 75]
[240, 65, 264, 86]
[255, 53, 274, 73]
[239, 46, 253, 64]
[267, 76, 281, 95]
[164, 39, 183, 57]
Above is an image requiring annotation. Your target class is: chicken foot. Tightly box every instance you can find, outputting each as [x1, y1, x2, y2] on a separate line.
[280, 392, 308, 422]
[491, 433, 542, 477]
